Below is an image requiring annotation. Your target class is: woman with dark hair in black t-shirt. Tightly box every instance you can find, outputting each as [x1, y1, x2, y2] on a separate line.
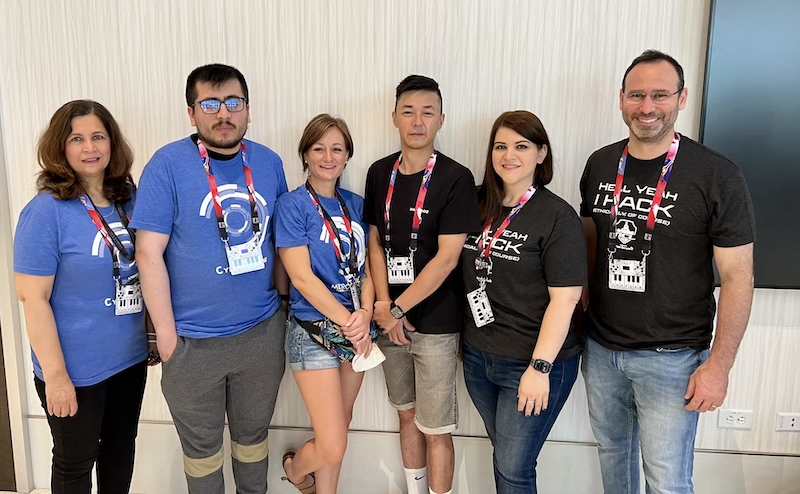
[461, 110, 587, 494]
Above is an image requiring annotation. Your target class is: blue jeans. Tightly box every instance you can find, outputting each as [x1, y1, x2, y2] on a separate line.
[463, 341, 579, 494]
[582, 337, 708, 494]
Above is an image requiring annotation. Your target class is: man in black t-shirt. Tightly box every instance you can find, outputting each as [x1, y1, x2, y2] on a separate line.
[580, 50, 755, 494]
[365, 75, 480, 494]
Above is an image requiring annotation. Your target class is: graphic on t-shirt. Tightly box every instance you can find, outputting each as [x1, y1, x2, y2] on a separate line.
[319, 217, 367, 282]
[91, 222, 136, 270]
[198, 183, 270, 248]
[465, 227, 529, 274]
[591, 182, 679, 227]
[407, 206, 430, 219]
[614, 219, 637, 245]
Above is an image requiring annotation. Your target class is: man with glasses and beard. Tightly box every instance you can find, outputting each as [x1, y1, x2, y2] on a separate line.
[579, 50, 755, 494]
[133, 64, 289, 494]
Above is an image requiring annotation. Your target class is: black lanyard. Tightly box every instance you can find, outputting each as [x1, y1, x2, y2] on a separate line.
[305, 181, 359, 277]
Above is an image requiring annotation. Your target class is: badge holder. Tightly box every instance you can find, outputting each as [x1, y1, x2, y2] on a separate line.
[467, 285, 495, 327]
[225, 236, 266, 275]
[608, 250, 647, 293]
[387, 249, 415, 284]
[468, 256, 495, 328]
[348, 274, 363, 310]
[115, 275, 143, 316]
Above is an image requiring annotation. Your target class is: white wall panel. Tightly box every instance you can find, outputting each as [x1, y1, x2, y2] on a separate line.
[25, 418, 800, 494]
[2, 0, 798, 489]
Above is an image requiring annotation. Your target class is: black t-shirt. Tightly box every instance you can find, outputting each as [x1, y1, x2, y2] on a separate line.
[461, 187, 587, 362]
[364, 151, 480, 334]
[579, 135, 755, 351]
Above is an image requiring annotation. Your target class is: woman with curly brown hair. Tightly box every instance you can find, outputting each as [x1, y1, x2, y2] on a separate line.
[14, 100, 152, 493]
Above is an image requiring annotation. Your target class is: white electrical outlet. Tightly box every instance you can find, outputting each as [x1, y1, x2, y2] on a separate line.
[717, 409, 754, 430]
[776, 413, 800, 432]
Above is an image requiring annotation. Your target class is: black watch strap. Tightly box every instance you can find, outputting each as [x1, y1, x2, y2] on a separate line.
[530, 358, 553, 374]
[390, 301, 405, 319]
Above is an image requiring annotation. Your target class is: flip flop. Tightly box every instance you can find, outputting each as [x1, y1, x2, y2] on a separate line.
[281, 451, 316, 494]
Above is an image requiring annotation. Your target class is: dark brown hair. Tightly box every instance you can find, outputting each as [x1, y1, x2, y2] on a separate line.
[622, 49, 685, 92]
[36, 100, 135, 203]
[185, 64, 249, 107]
[298, 114, 354, 187]
[478, 110, 553, 227]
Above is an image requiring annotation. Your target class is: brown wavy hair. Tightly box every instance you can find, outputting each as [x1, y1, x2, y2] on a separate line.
[36, 100, 135, 203]
[298, 114, 354, 188]
[478, 110, 553, 227]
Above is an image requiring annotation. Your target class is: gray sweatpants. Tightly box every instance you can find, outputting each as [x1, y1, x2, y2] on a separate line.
[161, 310, 286, 494]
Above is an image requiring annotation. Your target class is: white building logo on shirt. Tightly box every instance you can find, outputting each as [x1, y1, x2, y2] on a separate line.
[91, 222, 136, 270]
[319, 217, 367, 275]
[198, 184, 271, 249]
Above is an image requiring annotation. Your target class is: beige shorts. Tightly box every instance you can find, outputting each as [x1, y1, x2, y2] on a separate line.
[377, 332, 459, 435]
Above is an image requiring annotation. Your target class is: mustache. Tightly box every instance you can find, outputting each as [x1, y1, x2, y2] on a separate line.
[213, 121, 236, 130]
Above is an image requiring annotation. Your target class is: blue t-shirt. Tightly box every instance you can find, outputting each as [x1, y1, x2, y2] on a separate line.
[14, 193, 148, 387]
[275, 186, 368, 322]
[130, 137, 288, 338]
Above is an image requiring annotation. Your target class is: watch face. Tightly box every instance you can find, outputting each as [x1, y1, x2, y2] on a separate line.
[390, 306, 404, 319]
[532, 359, 553, 374]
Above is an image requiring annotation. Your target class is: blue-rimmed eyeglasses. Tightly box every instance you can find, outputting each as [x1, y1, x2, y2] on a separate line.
[194, 97, 247, 114]
[623, 89, 682, 104]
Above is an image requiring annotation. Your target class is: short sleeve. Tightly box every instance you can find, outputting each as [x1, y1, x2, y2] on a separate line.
[542, 206, 588, 287]
[274, 158, 289, 197]
[709, 169, 756, 247]
[363, 166, 380, 227]
[438, 171, 480, 235]
[14, 199, 60, 276]
[275, 194, 309, 249]
[579, 159, 593, 218]
[130, 154, 175, 235]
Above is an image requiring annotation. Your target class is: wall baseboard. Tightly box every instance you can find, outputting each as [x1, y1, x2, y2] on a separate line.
[26, 418, 800, 493]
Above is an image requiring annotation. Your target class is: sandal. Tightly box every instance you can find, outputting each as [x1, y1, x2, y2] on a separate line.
[281, 451, 316, 494]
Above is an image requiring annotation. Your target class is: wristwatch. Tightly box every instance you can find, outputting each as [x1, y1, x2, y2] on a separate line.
[530, 358, 553, 374]
[390, 301, 405, 320]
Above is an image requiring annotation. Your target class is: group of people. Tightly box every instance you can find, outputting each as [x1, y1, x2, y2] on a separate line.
[13, 49, 755, 494]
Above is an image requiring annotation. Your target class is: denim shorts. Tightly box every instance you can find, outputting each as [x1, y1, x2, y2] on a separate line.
[377, 332, 459, 435]
[285, 316, 340, 371]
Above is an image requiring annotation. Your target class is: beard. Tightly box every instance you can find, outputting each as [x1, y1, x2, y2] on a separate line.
[196, 121, 247, 151]
[623, 108, 679, 144]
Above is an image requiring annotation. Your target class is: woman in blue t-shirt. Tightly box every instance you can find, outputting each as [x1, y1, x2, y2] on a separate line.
[460, 111, 587, 494]
[14, 100, 152, 494]
[276, 114, 377, 494]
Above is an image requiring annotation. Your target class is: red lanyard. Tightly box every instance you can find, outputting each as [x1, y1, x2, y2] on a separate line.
[609, 133, 680, 255]
[305, 181, 359, 277]
[479, 185, 536, 260]
[383, 153, 437, 254]
[79, 194, 134, 279]
[198, 140, 262, 244]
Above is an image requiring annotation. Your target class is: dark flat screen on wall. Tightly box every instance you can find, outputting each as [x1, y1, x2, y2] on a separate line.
[701, 0, 800, 289]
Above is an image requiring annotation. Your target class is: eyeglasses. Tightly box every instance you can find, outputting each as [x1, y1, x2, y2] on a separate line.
[623, 89, 682, 104]
[194, 97, 247, 114]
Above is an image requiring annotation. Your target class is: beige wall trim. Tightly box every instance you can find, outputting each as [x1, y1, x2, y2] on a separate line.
[0, 78, 33, 490]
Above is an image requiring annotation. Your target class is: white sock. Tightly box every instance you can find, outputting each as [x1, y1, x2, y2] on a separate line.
[429, 489, 452, 494]
[404, 466, 428, 494]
